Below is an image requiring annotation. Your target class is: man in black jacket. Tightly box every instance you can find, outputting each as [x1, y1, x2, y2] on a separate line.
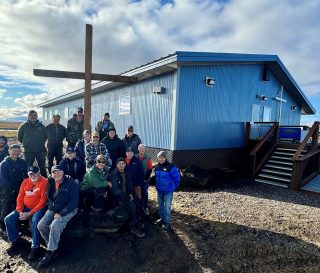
[46, 115, 67, 173]
[0, 144, 28, 233]
[37, 165, 79, 268]
[111, 157, 145, 238]
[0, 135, 9, 163]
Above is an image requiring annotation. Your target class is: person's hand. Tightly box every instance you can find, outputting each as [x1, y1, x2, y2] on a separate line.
[107, 181, 112, 188]
[54, 213, 61, 219]
[19, 212, 30, 220]
[129, 194, 134, 202]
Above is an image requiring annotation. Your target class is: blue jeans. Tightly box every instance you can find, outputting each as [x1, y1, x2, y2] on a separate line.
[37, 209, 77, 252]
[157, 191, 173, 224]
[4, 207, 47, 248]
[141, 181, 149, 209]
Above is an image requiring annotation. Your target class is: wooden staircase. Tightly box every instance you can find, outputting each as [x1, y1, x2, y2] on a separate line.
[255, 145, 306, 188]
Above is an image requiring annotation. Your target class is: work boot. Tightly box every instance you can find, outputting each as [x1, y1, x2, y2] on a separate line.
[6, 238, 23, 255]
[130, 226, 146, 238]
[38, 250, 57, 268]
[28, 247, 41, 261]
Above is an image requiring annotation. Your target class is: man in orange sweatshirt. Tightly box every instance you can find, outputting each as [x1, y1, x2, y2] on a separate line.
[4, 166, 48, 260]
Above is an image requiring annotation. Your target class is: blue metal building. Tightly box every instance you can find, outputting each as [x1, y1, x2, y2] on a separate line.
[38, 51, 315, 169]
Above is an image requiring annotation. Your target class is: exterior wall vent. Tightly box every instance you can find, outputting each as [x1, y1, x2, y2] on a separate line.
[153, 86, 165, 94]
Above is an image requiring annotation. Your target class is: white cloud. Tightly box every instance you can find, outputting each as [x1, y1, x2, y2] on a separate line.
[0, 0, 319, 121]
[0, 89, 6, 99]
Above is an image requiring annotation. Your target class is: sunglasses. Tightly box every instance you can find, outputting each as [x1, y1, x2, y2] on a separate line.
[97, 161, 106, 164]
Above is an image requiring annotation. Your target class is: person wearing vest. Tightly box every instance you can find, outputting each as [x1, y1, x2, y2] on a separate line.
[135, 144, 153, 215]
[0, 144, 28, 234]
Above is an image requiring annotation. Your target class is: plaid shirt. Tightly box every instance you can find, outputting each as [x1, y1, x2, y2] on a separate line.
[85, 142, 112, 169]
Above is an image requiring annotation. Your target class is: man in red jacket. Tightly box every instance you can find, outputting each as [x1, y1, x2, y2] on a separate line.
[4, 166, 48, 260]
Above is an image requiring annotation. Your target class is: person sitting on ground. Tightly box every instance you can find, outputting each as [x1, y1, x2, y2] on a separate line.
[154, 151, 180, 231]
[0, 144, 28, 234]
[0, 135, 9, 163]
[101, 127, 126, 172]
[75, 130, 91, 164]
[111, 157, 145, 238]
[37, 165, 79, 268]
[80, 155, 112, 211]
[5, 166, 48, 260]
[95, 112, 115, 140]
[135, 144, 153, 215]
[85, 131, 111, 170]
[59, 146, 85, 184]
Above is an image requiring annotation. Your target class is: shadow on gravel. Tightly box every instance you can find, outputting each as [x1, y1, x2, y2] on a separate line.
[180, 169, 320, 209]
[173, 210, 320, 273]
[3, 200, 320, 273]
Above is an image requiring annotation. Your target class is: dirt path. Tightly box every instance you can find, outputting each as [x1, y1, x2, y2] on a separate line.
[1, 180, 320, 273]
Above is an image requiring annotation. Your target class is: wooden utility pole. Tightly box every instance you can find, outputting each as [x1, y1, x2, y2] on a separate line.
[34, 24, 138, 130]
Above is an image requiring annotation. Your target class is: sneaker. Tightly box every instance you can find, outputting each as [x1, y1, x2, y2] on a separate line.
[154, 218, 164, 226]
[130, 226, 146, 238]
[28, 247, 41, 261]
[90, 206, 103, 212]
[6, 238, 23, 255]
[142, 207, 150, 215]
[38, 250, 57, 268]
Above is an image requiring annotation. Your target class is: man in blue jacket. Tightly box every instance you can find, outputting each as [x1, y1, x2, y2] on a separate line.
[37, 165, 79, 268]
[154, 151, 180, 231]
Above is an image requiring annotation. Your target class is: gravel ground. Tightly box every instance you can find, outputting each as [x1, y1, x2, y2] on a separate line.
[1, 178, 320, 273]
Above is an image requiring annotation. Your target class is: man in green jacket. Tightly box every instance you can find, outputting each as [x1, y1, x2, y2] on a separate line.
[80, 155, 111, 211]
[17, 110, 47, 177]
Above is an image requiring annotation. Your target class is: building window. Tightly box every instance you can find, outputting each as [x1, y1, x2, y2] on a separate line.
[119, 95, 131, 115]
[44, 111, 48, 120]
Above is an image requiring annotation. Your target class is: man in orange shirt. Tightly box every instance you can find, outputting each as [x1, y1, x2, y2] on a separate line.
[4, 166, 48, 260]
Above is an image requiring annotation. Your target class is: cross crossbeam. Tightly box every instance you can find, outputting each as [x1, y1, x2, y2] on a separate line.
[33, 24, 138, 130]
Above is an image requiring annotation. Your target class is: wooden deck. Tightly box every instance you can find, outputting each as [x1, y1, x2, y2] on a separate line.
[301, 173, 320, 195]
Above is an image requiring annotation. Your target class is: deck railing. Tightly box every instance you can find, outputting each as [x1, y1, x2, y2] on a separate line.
[246, 122, 279, 178]
[291, 122, 320, 190]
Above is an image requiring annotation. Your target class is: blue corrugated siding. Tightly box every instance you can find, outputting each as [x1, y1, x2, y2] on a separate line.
[175, 64, 301, 149]
[44, 72, 177, 149]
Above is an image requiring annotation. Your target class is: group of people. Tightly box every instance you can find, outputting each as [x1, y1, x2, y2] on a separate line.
[0, 108, 180, 268]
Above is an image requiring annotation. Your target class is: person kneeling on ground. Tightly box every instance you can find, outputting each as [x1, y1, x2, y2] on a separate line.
[5, 166, 48, 260]
[37, 165, 79, 268]
[111, 157, 145, 238]
[154, 151, 180, 231]
[80, 155, 112, 211]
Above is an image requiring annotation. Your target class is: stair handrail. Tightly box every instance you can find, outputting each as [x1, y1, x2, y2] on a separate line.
[249, 122, 279, 156]
[249, 122, 279, 177]
[292, 121, 320, 161]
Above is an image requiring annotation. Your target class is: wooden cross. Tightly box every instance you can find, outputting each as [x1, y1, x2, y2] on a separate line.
[33, 24, 138, 130]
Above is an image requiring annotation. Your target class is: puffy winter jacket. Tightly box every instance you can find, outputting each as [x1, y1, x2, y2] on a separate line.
[81, 165, 109, 191]
[155, 160, 180, 193]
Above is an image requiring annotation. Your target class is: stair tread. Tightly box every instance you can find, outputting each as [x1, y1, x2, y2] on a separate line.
[261, 169, 292, 176]
[274, 151, 295, 156]
[255, 178, 289, 188]
[271, 155, 293, 161]
[258, 173, 291, 182]
[268, 160, 293, 165]
[265, 164, 292, 171]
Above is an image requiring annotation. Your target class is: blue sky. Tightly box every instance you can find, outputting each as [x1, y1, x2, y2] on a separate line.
[0, 0, 319, 124]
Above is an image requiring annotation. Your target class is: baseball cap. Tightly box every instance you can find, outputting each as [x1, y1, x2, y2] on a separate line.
[28, 166, 40, 175]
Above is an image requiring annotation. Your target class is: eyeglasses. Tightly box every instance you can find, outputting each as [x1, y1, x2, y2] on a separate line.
[128, 130, 133, 132]
[93, 136, 99, 138]
[117, 162, 126, 166]
[97, 161, 106, 164]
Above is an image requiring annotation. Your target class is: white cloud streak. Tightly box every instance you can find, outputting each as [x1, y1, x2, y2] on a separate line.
[0, 0, 319, 120]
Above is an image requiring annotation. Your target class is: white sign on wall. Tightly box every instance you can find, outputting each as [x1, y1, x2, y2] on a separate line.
[119, 95, 131, 115]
